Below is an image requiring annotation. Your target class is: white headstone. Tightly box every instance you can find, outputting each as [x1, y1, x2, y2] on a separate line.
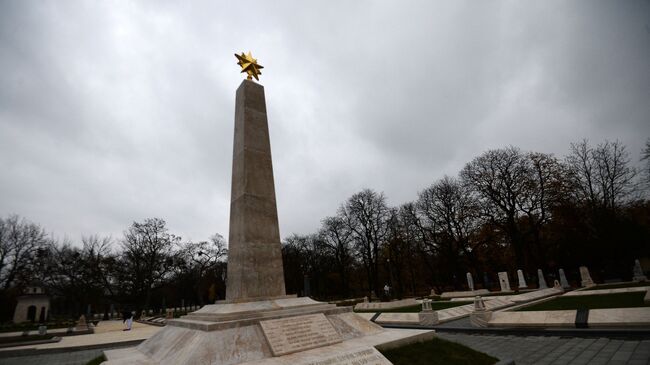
[466, 272, 475, 291]
[633, 259, 647, 282]
[537, 269, 548, 289]
[498, 272, 511, 292]
[517, 269, 527, 289]
[559, 268, 571, 289]
[579, 266, 595, 287]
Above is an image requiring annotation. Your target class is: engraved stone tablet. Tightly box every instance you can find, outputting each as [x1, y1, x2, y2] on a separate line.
[298, 347, 392, 365]
[260, 313, 342, 356]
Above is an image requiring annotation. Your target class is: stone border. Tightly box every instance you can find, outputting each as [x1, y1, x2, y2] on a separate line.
[440, 289, 490, 299]
[354, 298, 419, 311]
[562, 286, 649, 296]
[484, 307, 650, 328]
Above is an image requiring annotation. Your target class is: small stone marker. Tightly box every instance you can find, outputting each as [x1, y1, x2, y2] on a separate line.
[473, 296, 486, 311]
[579, 266, 595, 287]
[633, 259, 647, 282]
[421, 299, 432, 312]
[418, 298, 438, 325]
[553, 280, 562, 290]
[537, 269, 548, 289]
[166, 309, 173, 319]
[559, 268, 571, 289]
[517, 269, 527, 289]
[430, 289, 437, 296]
[498, 272, 511, 292]
[259, 313, 342, 356]
[466, 272, 474, 291]
[363, 296, 369, 303]
[297, 347, 391, 365]
[76, 315, 88, 331]
[470, 296, 492, 328]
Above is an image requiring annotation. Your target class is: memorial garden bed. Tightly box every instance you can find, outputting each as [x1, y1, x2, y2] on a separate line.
[380, 337, 498, 365]
[355, 301, 471, 313]
[582, 282, 649, 291]
[0, 320, 75, 333]
[516, 292, 649, 311]
[0, 334, 55, 346]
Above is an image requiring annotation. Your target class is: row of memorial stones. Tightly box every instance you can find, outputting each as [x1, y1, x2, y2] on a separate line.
[463, 259, 647, 293]
[81, 305, 202, 321]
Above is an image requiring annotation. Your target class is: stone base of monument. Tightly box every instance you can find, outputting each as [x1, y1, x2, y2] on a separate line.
[104, 296, 434, 364]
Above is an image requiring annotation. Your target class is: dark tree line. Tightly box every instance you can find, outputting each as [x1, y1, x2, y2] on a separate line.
[0, 217, 227, 322]
[283, 139, 650, 300]
[2, 139, 648, 321]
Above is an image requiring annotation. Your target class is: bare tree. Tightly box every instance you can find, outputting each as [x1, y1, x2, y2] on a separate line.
[416, 176, 481, 287]
[340, 189, 390, 297]
[642, 138, 650, 186]
[81, 235, 116, 297]
[319, 216, 353, 297]
[179, 234, 227, 305]
[566, 139, 638, 209]
[119, 218, 180, 311]
[0, 215, 48, 290]
[398, 202, 435, 292]
[523, 152, 568, 263]
[461, 147, 531, 269]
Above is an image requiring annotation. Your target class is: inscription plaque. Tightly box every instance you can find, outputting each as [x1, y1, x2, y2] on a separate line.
[299, 347, 392, 365]
[259, 313, 342, 356]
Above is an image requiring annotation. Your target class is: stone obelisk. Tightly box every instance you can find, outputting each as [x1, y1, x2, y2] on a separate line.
[103, 54, 434, 365]
[225, 79, 286, 302]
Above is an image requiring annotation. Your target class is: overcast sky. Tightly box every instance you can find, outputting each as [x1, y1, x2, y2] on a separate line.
[1, 1, 649, 246]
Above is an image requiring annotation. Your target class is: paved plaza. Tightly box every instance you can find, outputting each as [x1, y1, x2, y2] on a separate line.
[1, 330, 648, 364]
[438, 333, 650, 365]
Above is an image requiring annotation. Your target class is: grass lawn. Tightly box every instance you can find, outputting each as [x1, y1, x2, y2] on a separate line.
[432, 291, 518, 301]
[517, 292, 649, 311]
[380, 337, 498, 365]
[582, 282, 650, 291]
[86, 355, 106, 365]
[355, 301, 472, 313]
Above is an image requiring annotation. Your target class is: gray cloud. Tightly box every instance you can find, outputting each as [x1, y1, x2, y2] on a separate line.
[1, 1, 649, 244]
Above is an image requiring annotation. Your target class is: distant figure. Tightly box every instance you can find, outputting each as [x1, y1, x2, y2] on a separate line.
[384, 284, 390, 299]
[122, 308, 133, 331]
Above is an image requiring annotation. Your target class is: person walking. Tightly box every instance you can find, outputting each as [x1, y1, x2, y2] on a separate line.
[122, 308, 133, 331]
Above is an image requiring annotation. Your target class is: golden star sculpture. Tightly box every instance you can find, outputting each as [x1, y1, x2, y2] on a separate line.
[235, 51, 263, 81]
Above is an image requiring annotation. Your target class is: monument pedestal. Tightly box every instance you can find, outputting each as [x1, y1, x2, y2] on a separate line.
[105, 297, 432, 364]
